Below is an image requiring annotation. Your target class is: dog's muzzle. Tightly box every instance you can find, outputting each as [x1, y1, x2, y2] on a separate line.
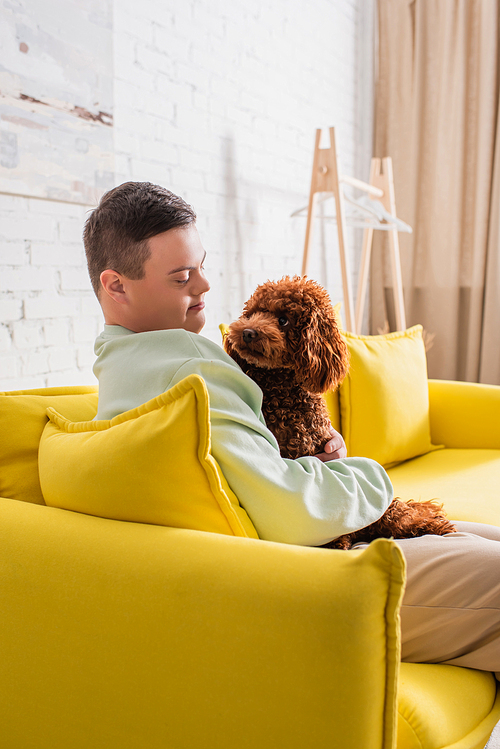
[242, 329, 258, 344]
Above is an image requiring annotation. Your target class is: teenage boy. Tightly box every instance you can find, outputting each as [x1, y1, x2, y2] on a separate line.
[85, 181, 500, 677]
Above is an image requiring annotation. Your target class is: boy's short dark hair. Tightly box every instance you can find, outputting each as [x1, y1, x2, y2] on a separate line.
[83, 181, 196, 297]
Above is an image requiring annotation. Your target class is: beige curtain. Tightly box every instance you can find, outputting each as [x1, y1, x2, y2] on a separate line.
[372, 0, 500, 383]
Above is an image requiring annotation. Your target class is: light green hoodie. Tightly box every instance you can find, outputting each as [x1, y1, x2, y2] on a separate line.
[94, 325, 393, 545]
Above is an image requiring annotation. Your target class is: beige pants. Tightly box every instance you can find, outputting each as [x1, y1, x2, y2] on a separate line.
[354, 521, 500, 679]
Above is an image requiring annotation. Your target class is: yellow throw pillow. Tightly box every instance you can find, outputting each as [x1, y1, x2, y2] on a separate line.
[0, 386, 98, 505]
[39, 374, 258, 539]
[339, 325, 441, 468]
[219, 322, 229, 341]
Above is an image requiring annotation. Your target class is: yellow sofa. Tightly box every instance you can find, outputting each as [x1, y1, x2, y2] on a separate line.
[1, 373, 500, 749]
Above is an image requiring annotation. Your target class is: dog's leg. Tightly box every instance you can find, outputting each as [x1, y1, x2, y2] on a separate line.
[320, 499, 456, 550]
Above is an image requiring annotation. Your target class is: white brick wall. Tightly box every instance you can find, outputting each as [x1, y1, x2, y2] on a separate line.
[0, 0, 374, 390]
[0, 195, 103, 389]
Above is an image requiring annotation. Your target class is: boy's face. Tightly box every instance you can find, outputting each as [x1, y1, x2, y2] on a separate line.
[120, 224, 210, 334]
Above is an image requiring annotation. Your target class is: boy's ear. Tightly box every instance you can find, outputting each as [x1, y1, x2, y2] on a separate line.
[100, 269, 128, 304]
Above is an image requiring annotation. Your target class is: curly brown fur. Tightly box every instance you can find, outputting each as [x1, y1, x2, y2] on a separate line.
[225, 275, 456, 549]
[321, 499, 456, 549]
[224, 275, 349, 459]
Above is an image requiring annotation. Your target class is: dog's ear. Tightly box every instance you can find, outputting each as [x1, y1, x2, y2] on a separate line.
[296, 313, 350, 393]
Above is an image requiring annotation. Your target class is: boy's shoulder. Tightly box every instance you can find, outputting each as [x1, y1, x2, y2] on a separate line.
[94, 325, 226, 362]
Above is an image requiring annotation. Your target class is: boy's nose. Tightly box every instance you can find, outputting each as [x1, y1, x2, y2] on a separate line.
[243, 329, 258, 344]
[195, 275, 210, 294]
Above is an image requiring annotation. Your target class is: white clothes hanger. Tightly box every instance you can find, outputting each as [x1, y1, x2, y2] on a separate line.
[342, 193, 413, 233]
[291, 187, 412, 233]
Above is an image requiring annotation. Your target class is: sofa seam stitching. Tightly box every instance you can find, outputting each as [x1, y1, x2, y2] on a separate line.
[397, 711, 425, 749]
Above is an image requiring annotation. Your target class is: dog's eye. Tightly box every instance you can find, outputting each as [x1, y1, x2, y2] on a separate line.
[278, 316, 289, 327]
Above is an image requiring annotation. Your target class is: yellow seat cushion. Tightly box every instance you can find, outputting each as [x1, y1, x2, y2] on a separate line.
[398, 663, 500, 749]
[0, 386, 98, 505]
[339, 326, 441, 468]
[39, 374, 258, 539]
[388, 448, 500, 526]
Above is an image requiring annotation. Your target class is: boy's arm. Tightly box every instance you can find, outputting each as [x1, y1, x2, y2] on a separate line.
[172, 358, 392, 546]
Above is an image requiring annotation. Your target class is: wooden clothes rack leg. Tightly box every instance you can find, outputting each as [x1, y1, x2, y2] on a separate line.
[354, 158, 379, 335]
[301, 127, 356, 332]
[354, 157, 407, 333]
[382, 158, 407, 332]
[301, 128, 407, 334]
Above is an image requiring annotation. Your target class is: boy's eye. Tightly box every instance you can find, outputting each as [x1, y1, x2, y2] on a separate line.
[278, 316, 289, 327]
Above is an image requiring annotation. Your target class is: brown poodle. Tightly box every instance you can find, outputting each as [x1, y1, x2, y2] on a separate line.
[224, 275, 456, 550]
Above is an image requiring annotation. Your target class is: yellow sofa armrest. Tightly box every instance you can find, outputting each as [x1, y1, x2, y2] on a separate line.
[0, 498, 405, 749]
[428, 379, 500, 449]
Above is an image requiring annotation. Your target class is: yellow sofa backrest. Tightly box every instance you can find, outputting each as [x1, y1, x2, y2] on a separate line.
[0, 386, 98, 505]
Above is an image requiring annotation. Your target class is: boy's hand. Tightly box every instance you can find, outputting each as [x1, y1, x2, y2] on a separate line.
[315, 426, 347, 462]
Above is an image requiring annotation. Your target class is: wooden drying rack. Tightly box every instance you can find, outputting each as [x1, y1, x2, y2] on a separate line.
[300, 127, 407, 334]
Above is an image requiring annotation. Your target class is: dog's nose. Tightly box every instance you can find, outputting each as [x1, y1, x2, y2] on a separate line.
[243, 328, 258, 344]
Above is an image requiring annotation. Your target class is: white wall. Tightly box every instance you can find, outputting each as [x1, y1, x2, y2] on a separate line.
[0, 0, 375, 390]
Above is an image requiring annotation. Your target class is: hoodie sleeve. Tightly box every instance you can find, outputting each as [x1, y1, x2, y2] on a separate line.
[170, 356, 393, 546]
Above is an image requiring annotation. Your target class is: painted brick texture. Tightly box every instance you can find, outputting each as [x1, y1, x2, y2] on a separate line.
[0, 0, 372, 390]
